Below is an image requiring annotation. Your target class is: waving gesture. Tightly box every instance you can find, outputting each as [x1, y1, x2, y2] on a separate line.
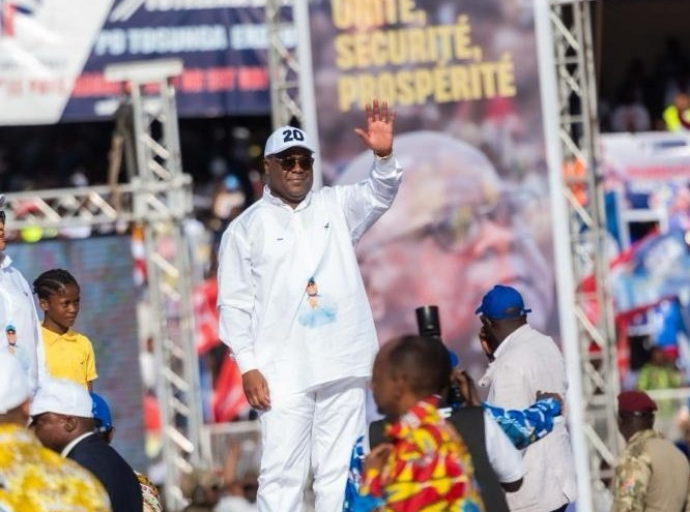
[353, 98, 396, 158]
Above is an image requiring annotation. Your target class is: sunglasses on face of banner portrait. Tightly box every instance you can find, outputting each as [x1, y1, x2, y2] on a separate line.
[362, 190, 539, 256]
[270, 155, 315, 172]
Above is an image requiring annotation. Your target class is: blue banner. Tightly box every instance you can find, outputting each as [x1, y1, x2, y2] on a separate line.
[0, 0, 285, 124]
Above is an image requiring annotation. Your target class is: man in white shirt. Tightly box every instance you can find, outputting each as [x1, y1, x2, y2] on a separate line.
[476, 285, 576, 512]
[217, 99, 402, 512]
[0, 195, 43, 392]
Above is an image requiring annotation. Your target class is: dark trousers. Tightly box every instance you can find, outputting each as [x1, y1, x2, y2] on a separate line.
[550, 506, 568, 512]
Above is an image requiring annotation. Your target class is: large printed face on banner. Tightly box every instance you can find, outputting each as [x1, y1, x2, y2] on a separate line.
[310, 0, 558, 360]
[339, 132, 553, 354]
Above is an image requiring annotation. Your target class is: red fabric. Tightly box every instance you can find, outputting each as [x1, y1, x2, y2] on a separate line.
[360, 397, 484, 511]
[212, 357, 249, 422]
[662, 346, 679, 360]
[618, 390, 658, 414]
[194, 278, 221, 354]
[143, 394, 161, 432]
[2, 3, 15, 37]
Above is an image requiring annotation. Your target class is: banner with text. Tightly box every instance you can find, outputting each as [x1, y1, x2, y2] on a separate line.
[0, 0, 284, 124]
[309, 0, 558, 367]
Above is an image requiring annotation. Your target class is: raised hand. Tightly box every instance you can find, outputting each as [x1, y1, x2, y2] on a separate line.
[353, 98, 396, 157]
[451, 368, 481, 407]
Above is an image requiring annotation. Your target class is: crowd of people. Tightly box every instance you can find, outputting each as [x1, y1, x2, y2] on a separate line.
[602, 37, 690, 134]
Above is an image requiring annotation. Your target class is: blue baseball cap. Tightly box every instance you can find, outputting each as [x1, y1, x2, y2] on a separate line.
[448, 350, 460, 368]
[475, 285, 532, 319]
[90, 392, 113, 432]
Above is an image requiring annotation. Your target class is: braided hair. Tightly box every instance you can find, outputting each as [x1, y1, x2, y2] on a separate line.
[33, 269, 80, 300]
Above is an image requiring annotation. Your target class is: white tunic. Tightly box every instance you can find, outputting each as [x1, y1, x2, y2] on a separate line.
[0, 254, 44, 392]
[217, 156, 402, 396]
[481, 324, 577, 512]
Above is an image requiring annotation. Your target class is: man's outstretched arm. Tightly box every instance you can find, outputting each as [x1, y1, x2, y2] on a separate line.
[481, 397, 561, 450]
[453, 369, 561, 450]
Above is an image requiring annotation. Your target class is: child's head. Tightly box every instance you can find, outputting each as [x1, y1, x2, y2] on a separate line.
[371, 334, 452, 418]
[33, 269, 80, 330]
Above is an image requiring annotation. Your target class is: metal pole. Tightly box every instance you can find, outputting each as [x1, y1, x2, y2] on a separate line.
[535, 2, 593, 508]
[293, 0, 322, 188]
[105, 59, 201, 511]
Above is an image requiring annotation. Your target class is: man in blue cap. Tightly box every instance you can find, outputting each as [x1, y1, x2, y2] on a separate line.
[475, 285, 576, 512]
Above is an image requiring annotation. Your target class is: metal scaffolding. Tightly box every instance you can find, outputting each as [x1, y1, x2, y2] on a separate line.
[265, 0, 322, 187]
[537, 0, 619, 508]
[4, 59, 203, 512]
[266, 0, 302, 128]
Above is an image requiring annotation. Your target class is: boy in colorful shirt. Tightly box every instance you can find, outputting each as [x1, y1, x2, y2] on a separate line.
[348, 395, 563, 512]
[356, 335, 484, 512]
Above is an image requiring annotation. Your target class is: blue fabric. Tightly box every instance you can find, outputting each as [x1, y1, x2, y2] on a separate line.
[481, 398, 561, 450]
[90, 392, 113, 431]
[653, 299, 684, 348]
[343, 435, 384, 512]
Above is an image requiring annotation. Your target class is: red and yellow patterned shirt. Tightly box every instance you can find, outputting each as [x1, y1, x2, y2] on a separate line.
[359, 397, 485, 512]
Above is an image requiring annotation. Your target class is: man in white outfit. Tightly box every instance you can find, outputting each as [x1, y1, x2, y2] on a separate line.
[217, 99, 402, 512]
[0, 195, 43, 392]
[477, 284, 576, 512]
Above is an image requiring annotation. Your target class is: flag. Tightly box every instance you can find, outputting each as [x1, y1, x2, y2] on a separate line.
[212, 356, 249, 422]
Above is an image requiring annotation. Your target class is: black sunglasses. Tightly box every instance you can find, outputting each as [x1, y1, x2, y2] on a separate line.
[271, 155, 314, 171]
[0, 211, 5, 224]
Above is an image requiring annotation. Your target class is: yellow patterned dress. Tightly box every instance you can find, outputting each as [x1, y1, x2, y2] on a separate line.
[0, 424, 112, 512]
[359, 397, 485, 512]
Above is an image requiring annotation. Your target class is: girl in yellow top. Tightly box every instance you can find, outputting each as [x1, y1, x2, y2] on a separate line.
[33, 269, 97, 390]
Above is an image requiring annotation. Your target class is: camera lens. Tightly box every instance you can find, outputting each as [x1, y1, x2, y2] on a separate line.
[416, 305, 441, 338]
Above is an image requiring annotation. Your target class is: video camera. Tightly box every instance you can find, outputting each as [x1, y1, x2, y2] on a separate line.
[415, 305, 463, 409]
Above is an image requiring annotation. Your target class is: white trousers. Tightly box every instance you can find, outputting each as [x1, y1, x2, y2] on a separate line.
[257, 377, 367, 512]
